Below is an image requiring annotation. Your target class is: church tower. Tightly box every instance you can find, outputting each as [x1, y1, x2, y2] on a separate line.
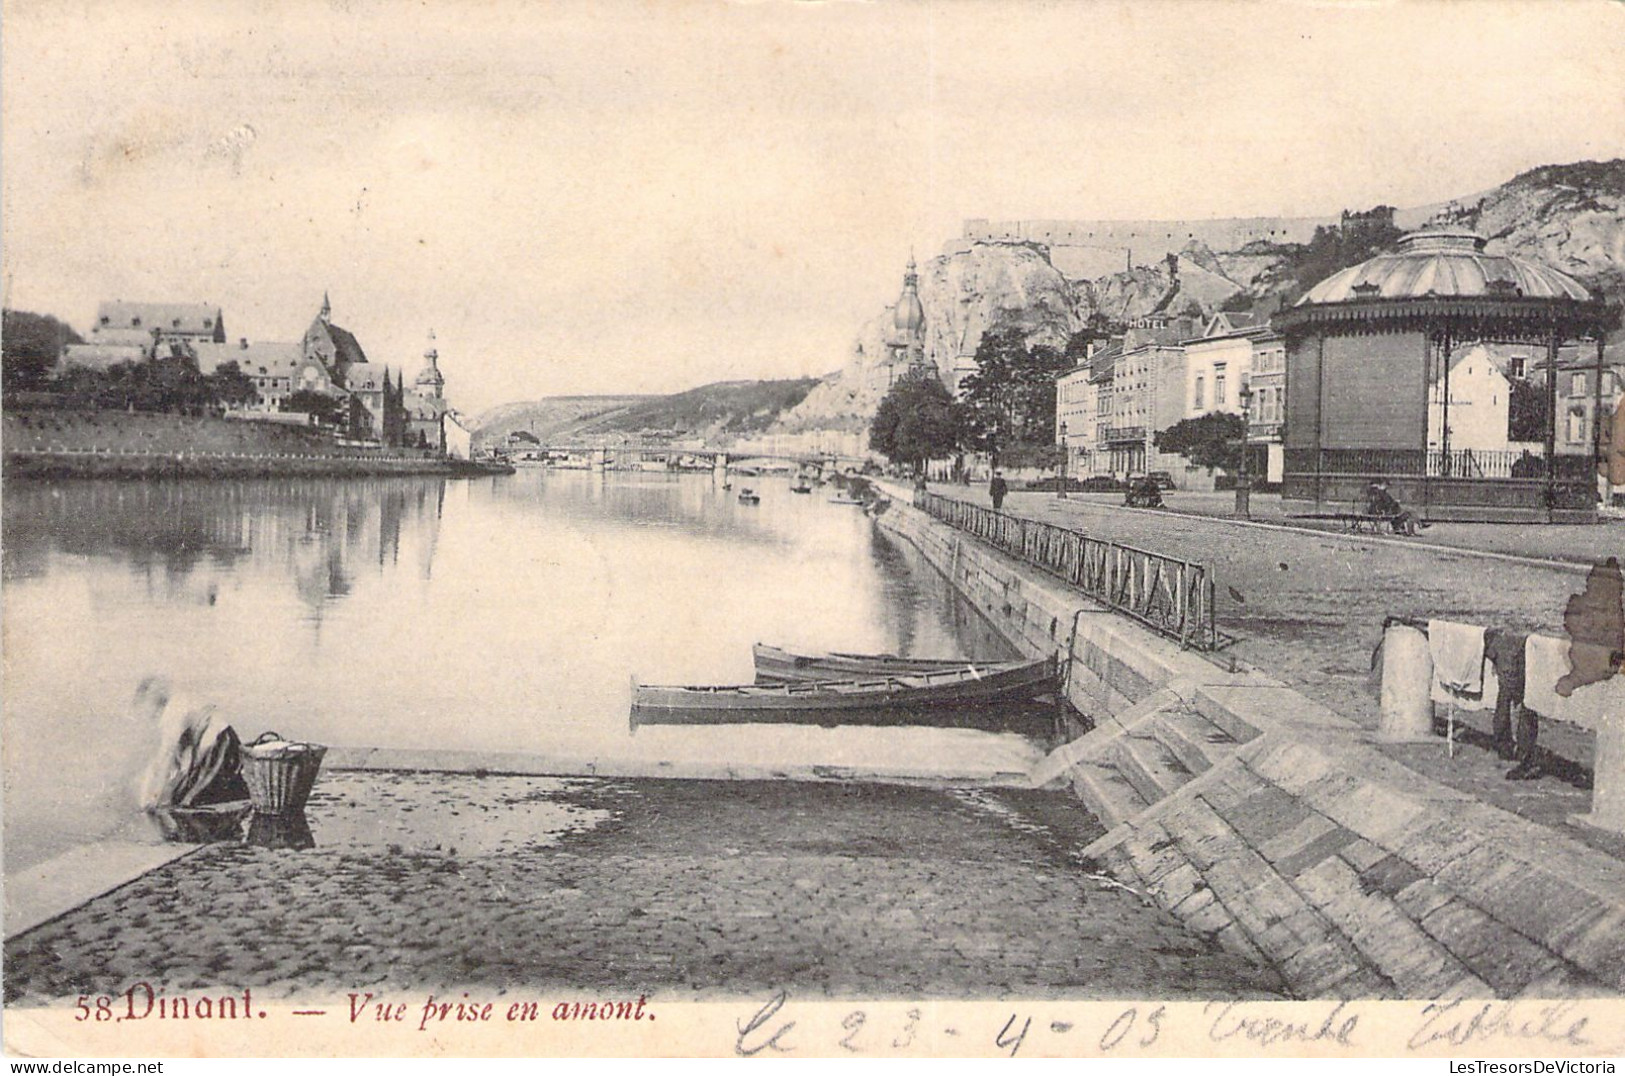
[892, 254, 928, 374]
[415, 328, 446, 403]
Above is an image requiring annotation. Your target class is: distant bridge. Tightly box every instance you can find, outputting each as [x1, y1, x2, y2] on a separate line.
[518, 444, 871, 472]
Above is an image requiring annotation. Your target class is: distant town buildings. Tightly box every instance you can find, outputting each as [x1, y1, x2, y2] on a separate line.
[57, 293, 462, 452]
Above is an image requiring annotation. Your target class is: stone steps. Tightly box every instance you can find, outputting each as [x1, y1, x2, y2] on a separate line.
[1068, 759, 1150, 830]
[1112, 730, 1198, 805]
[1154, 706, 1239, 776]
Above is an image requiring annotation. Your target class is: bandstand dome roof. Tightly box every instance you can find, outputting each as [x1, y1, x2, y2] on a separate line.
[1298, 229, 1596, 306]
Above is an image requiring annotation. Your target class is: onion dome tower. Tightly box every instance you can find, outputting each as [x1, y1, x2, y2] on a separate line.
[892, 254, 928, 371]
[415, 328, 445, 402]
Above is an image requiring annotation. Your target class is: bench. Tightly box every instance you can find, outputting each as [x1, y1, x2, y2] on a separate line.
[1285, 510, 1408, 534]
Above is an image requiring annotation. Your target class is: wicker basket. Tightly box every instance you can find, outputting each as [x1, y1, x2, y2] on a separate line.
[240, 732, 327, 815]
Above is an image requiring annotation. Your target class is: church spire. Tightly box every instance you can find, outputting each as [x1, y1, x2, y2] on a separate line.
[319, 291, 331, 324]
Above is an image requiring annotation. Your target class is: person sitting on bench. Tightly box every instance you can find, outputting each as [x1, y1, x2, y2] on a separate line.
[1364, 479, 1428, 536]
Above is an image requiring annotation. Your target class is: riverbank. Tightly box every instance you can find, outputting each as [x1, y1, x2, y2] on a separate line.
[3, 769, 1281, 1003]
[870, 481, 1625, 999]
[2, 410, 511, 478]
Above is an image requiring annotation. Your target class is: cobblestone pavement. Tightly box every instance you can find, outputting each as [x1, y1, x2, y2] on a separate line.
[932, 486, 1619, 856]
[3, 772, 1285, 1004]
[1085, 488, 1625, 566]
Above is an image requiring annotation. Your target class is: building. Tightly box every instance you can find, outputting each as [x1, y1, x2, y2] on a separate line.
[1425, 343, 1516, 459]
[1055, 357, 1098, 480]
[1277, 228, 1619, 522]
[193, 339, 318, 413]
[1181, 312, 1289, 486]
[62, 301, 226, 371]
[1248, 330, 1287, 483]
[444, 411, 473, 460]
[1084, 316, 1201, 482]
[404, 331, 450, 450]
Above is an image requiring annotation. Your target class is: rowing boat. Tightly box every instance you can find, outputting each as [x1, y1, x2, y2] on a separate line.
[751, 642, 1022, 684]
[629, 656, 1055, 729]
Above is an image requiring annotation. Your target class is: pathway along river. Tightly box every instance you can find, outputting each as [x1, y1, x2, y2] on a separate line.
[2, 470, 1038, 872]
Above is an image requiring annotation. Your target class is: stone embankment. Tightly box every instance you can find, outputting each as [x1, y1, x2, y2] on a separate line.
[872, 482, 1625, 1000]
[3, 410, 485, 478]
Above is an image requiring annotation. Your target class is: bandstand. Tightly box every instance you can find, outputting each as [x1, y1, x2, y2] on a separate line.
[1277, 229, 1619, 522]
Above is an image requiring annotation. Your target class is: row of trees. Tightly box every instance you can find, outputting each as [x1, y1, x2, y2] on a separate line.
[3, 308, 359, 424]
[868, 327, 1083, 473]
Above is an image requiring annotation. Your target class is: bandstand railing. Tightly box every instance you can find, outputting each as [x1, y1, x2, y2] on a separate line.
[914, 491, 1221, 651]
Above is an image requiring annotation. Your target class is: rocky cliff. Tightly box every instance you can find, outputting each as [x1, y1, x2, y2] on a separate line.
[780, 242, 1083, 433]
[1425, 160, 1625, 299]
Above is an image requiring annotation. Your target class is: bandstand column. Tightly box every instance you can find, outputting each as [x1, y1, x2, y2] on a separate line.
[1545, 331, 1560, 522]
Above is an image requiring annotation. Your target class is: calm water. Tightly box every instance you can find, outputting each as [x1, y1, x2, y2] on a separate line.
[2, 470, 1025, 871]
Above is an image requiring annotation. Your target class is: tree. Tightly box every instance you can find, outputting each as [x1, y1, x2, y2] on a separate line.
[1508, 378, 1550, 443]
[1154, 411, 1246, 473]
[3, 309, 81, 392]
[957, 328, 1071, 463]
[869, 371, 966, 473]
[284, 389, 345, 426]
[205, 360, 258, 410]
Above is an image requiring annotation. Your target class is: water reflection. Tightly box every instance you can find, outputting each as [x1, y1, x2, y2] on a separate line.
[3, 470, 1021, 873]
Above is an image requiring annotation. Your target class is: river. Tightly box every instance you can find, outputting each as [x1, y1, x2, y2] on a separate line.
[2, 469, 1033, 873]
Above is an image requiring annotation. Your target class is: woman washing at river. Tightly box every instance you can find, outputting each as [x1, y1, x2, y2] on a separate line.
[133, 677, 248, 810]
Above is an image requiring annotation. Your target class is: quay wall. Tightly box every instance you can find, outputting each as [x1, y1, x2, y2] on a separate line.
[872, 483, 1625, 1000]
[2, 410, 469, 478]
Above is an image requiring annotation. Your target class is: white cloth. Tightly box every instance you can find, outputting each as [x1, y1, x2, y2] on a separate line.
[1429, 620, 1490, 709]
[1524, 634, 1623, 732]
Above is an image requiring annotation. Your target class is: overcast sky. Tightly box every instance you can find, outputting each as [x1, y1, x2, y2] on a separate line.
[4, 0, 1622, 413]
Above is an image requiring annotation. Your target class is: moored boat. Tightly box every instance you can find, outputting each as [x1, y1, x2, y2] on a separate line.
[751, 642, 1022, 684]
[629, 656, 1055, 729]
[737, 488, 760, 505]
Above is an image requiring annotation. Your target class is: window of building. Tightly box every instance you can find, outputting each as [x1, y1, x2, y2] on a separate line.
[1215, 371, 1227, 407]
[1571, 373, 1587, 397]
[1509, 356, 1526, 379]
[1194, 376, 1205, 410]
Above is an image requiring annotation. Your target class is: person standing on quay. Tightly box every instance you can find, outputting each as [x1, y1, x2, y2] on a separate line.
[990, 471, 1009, 512]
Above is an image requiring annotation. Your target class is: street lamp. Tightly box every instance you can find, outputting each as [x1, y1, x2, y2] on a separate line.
[1058, 421, 1069, 500]
[1236, 384, 1254, 519]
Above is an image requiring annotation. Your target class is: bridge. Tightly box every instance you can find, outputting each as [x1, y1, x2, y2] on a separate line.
[513, 444, 872, 475]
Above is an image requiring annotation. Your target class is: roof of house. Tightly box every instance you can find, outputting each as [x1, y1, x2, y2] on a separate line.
[345, 365, 393, 392]
[80, 328, 157, 350]
[93, 302, 223, 337]
[61, 342, 149, 369]
[194, 341, 305, 377]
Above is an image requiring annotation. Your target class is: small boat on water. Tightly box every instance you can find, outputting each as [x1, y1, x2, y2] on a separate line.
[737, 488, 761, 505]
[827, 496, 864, 506]
[790, 483, 812, 494]
[751, 643, 1022, 684]
[629, 656, 1055, 729]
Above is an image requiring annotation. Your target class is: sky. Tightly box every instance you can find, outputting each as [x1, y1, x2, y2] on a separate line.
[4, 0, 1623, 415]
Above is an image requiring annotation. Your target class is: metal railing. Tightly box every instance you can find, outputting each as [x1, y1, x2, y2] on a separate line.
[914, 490, 1220, 651]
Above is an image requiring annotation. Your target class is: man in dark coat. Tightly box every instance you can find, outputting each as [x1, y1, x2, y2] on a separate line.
[990, 472, 1009, 512]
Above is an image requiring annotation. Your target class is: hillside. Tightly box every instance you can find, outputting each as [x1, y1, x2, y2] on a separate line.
[575, 379, 820, 439]
[472, 396, 649, 443]
[477, 380, 820, 446]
